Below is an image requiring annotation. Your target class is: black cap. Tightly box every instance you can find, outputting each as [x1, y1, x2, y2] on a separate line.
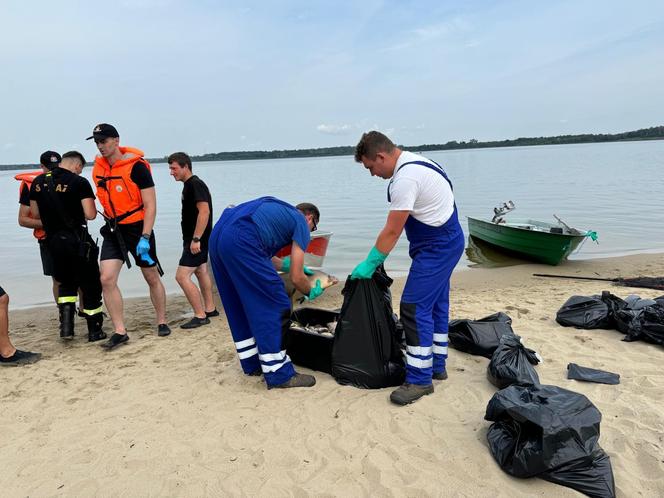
[39, 151, 61, 170]
[86, 123, 119, 141]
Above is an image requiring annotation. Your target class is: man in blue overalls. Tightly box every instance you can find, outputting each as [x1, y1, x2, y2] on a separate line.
[209, 198, 325, 389]
[351, 131, 465, 405]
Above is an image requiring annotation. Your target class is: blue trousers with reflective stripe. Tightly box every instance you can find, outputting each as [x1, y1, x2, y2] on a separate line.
[209, 215, 295, 387]
[401, 217, 465, 385]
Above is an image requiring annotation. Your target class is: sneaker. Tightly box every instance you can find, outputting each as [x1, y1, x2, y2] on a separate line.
[248, 368, 263, 377]
[101, 333, 129, 350]
[180, 317, 210, 329]
[157, 324, 172, 337]
[269, 373, 316, 389]
[205, 309, 220, 318]
[433, 371, 448, 381]
[390, 383, 434, 406]
[0, 350, 42, 366]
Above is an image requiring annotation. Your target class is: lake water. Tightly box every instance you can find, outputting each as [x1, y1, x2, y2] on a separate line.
[2, 140, 663, 309]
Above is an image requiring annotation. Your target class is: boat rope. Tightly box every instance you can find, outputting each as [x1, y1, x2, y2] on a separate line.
[571, 230, 599, 255]
[585, 230, 599, 242]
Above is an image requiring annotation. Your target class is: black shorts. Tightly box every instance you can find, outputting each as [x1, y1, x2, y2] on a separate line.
[38, 239, 55, 276]
[178, 240, 209, 268]
[100, 222, 159, 268]
[0, 285, 5, 298]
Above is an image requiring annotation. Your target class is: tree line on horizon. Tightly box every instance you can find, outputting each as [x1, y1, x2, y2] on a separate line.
[2, 125, 663, 171]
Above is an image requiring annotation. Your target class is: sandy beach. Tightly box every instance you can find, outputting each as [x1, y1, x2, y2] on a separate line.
[2, 253, 664, 497]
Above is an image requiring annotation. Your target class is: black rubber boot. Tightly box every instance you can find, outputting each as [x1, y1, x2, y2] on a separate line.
[86, 312, 107, 342]
[59, 302, 76, 339]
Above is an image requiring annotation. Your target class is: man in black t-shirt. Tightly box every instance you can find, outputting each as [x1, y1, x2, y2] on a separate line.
[30, 151, 106, 342]
[17, 151, 61, 302]
[168, 152, 217, 329]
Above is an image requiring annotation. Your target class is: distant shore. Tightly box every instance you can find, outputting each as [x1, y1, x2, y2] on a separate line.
[2, 125, 663, 171]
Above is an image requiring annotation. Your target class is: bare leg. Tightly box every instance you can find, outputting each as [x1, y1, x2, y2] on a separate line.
[176, 266, 206, 318]
[100, 259, 126, 334]
[195, 264, 216, 313]
[0, 293, 16, 358]
[140, 266, 167, 325]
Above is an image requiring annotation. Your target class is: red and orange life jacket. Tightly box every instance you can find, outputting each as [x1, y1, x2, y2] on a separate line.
[92, 146, 152, 225]
[14, 171, 46, 240]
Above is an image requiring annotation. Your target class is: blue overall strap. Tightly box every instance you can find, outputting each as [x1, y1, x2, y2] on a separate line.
[387, 160, 454, 202]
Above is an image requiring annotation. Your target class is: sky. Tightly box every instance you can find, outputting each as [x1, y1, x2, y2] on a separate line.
[1, 0, 663, 164]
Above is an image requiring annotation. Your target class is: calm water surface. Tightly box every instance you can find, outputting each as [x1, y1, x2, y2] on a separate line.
[2, 140, 663, 308]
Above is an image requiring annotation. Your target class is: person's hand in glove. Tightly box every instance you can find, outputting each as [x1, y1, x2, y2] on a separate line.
[136, 237, 155, 265]
[306, 279, 324, 301]
[350, 246, 388, 279]
[281, 256, 314, 275]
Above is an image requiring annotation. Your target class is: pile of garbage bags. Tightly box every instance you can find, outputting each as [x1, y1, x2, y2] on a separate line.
[452, 311, 616, 497]
[556, 291, 664, 345]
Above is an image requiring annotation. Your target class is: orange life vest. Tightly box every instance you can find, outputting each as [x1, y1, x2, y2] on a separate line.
[92, 146, 152, 225]
[14, 171, 46, 240]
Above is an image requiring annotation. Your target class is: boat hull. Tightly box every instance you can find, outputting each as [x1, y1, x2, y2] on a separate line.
[275, 231, 332, 268]
[467, 217, 585, 265]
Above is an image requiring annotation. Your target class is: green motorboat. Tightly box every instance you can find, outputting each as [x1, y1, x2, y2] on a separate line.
[467, 201, 597, 266]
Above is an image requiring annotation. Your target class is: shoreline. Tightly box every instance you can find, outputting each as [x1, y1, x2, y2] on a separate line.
[3, 251, 664, 495]
[9, 250, 664, 311]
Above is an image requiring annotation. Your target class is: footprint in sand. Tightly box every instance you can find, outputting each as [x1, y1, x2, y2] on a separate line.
[505, 305, 530, 317]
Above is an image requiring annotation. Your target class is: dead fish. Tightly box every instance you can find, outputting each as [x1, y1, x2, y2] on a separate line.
[326, 321, 338, 333]
[289, 322, 335, 336]
[281, 270, 339, 307]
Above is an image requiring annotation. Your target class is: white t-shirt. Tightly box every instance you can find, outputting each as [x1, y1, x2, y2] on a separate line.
[388, 150, 455, 227]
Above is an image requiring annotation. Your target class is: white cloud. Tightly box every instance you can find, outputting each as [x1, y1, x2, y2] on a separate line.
[316, 123, 355, 135]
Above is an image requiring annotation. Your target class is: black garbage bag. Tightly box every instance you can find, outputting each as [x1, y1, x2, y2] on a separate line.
[541, 447, 616, 498]
[331, 265, 405, 389]
[634, 304, 664, 345]
[567, 363, 620, 385]
[485, 384, 616, 497]
[487, 334, 540, 389]
[601, 291, 627, 325]
[556, 293, 626, 330]
[448, 312, 514, 358]
[614, 307, 641, 336]
[556, 295, 609, 329]
[616, 302, 664, 344]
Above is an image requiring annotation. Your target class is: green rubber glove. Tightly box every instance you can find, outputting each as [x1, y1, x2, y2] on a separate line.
[306, 280, 324, 301]
[350, 246, 388, 280]
[281, 256, 314, 275]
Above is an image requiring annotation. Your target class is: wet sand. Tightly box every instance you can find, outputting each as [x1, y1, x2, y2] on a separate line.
[2, 253, 664, 496]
